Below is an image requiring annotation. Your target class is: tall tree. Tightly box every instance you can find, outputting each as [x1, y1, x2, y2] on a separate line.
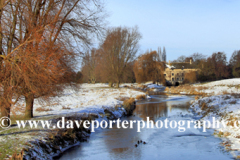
[99, 26, 141, 87]
[190, 53, 206, 68]
[229, 50, 240, 77]
[133, 51, 165, 84]
[0, 0, 106, 120]
[162, 46, 166, 62]
[198, 52, 229, 81]
[81, 48, 99, 83]
[157, 47, 162, 61]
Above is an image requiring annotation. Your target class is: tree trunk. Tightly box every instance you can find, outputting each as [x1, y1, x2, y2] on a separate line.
[1, 90, 11, 126]
[25, 94, 34, 119]
[109, 82, 113, 87]
[116, 81, 120, 88]
[1, 103, 11, 126]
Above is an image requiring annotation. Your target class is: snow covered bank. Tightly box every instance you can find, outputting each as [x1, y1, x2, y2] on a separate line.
[195, 78, 240, 95]
[190, 94, 240, 158]
[2, 83, 146, 160]
[165, 78, 240, 95]
[12, 83, 146, 117]
[120, 82, 165, 93]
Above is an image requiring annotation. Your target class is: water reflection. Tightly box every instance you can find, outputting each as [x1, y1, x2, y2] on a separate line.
[135, 98, 190, 121]
[58, 95, 233, 160]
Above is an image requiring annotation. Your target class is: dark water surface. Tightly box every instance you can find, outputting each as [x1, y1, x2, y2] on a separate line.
[58, 95, 233, 160]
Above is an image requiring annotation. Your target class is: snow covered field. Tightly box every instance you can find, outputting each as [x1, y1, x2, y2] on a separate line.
[195, 78, 240, 95]
[12, 83, 147, 117]
[166, 78, 240, 95]
[0, 83, 147, 159]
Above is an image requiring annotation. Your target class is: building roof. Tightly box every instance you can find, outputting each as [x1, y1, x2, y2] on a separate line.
[166, 62, 195, 69]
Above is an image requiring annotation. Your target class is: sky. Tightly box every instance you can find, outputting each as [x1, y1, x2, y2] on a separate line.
[105, 0, 240, 61]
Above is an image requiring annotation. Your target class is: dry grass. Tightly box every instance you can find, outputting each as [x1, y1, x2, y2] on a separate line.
[11, 104, 25, 115]
[117, 97, 129, 101]
[236, 135, 240, 138]
[217, 131, 224, 137]
[223, 132, 231, 137]
[223, 95, 232, 100]
[165, 85, 204, 95]
[222, 90, 231, 95]
[123, 98, 135, 107]
[227, 116, 239, 127]
[135, 94, 146, 100]
[137, 84, 147, 89]
[123, 98, 136, 116]
[229, 100, 237, 104]
[35, 107, 53, 112]
[195, 86, 209, 91]
[62, 106, 71, 110]
[200, 102, 207, 110]
[165, 83, 216, 96]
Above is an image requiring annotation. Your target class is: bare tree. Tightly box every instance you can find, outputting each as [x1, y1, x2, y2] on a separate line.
[99, 26, 141, 87]
[191, 53, 206, 62]
[0, 0, 106, 120]
[176, 55, 187, 62]
[81, 48, 99, 83]
[198, 52, 229, 81]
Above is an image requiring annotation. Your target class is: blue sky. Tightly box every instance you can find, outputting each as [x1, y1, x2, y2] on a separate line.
[105, 0, 240, 61]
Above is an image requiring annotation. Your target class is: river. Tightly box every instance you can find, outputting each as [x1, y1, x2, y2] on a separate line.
[57, 94, 233, 160]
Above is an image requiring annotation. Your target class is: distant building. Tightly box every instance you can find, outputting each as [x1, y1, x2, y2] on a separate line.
[164, 59, 198, 86]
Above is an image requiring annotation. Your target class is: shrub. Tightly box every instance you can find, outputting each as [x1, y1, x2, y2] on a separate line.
[123, 98, 136, 116]
[62, 106, 71, 110]
[136, 94, 146, 100]
[123, 98, 135, 107]
[35, 107, 53, 112]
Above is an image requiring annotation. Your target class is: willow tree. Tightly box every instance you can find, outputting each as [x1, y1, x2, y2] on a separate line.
[133, 51, 165, 84]
[0, 0, 106, 121]
[99, 26, 141, 88]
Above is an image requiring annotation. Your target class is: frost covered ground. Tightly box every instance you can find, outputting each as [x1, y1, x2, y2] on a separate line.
[12, 83, 146, 117]
[190, 94, 240, 158]
[166, 78, 240, 158]
[166, 78, 240, 95]
[194, 78, 240, 95]
[0, 83, 147, 159]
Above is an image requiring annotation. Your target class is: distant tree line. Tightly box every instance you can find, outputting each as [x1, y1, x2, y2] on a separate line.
[173, 51, 240, 82]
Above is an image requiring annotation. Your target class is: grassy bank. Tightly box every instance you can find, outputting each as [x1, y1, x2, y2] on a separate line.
[1, 97, 137, 160]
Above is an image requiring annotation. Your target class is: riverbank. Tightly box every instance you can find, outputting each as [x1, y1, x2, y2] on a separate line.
[165, 78, 240, 96]
[190, 94, 240, 159]
[167, 78, 240, 159]
[0, 83, 147, 160]
[58, 93, 233, 160]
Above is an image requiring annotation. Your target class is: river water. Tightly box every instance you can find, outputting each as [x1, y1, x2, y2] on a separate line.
[58, 95, 233, 160]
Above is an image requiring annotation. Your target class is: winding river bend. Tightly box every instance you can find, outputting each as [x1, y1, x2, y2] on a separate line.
[58, 94, 233, 160]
